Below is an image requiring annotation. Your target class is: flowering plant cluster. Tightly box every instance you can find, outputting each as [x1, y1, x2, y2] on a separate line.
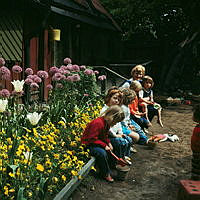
[0, 57, 104, 199]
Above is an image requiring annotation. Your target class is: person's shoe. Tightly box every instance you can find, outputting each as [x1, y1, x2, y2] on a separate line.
[124, 156, 132, 165]
[116, 164, 130, 172]
[124, 156, 131, 161]
[130, 147, 137, 153]
[104, 174, 114, 183]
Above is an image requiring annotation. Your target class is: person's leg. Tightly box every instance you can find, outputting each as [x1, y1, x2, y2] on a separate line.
[140, 102, 149, 121]
[88, 146, 112, 178]
[110, 137, 125, 158]
[157, 108, 163, 127]
[191, 152, 200, 180]
[147, 105, 157, 122]
[123, 135, 133, 157]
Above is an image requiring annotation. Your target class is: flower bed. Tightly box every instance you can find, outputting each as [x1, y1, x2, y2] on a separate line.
[0, 57, 104, 199]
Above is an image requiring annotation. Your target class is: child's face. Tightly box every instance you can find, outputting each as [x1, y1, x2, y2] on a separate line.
[108, 93, 121, 106]
[133, 70, 143, 80]
[143, 81, 152, 89]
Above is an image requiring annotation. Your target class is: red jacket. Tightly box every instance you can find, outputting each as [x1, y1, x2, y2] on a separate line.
[81, 117, 110, 148]
[191, 124, 200, 152]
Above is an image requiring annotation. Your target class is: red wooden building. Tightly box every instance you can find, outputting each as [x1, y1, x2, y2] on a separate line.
[0, 0, 121, 99]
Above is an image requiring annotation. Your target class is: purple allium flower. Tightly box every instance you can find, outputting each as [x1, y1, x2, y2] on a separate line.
[80, 65, 86, 70]
[66, 76, 73, 82]
[0, 58, 5, 66]
[94, 70, 99, 75]
[0, 66, 11, 80]
[72, 65, 80, 72]
[52, 72, 63, 81]
[27, 75, 34, 80]
[49, 66, 59, 76]
[0, 89, 10, 98]
[46, 84, 53, 90]
[63, 57, 72, 65]
[30, 82, 39, 89]
[55, 83, 63, 89]
[25, 78, 34, 85]
[72, 74, 80, 82]
[25, 68, 33, 75]
[66, 64, 73, 71]
[84, 69, 94, 75]
[34, 76, 42, 83]
[98, 75, 106, 81]
[12, 65, 22, 73]
[37, 70, 49, 79]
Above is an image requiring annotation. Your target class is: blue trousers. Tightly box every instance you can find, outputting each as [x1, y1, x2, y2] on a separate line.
[121, 120, 148, 145]
[87, 145, 112, 177]
[110, 135, 133, 158]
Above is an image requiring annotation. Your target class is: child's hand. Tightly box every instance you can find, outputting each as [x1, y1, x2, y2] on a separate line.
[116, 134, 123, 138]
[105, 145, 111, 151]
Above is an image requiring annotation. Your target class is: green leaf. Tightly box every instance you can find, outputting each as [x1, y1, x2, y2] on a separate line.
[17, 187, 27, 200]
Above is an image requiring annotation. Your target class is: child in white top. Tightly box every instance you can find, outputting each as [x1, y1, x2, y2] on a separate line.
[138, 75, 163, 127]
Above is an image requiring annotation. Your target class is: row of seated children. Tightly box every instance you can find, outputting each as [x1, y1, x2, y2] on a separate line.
[81, 73, 159, 182]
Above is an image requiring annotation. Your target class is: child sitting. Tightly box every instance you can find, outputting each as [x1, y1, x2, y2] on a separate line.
[191, 104, 200, 180]
[129, 80, 152, 131]
[100, 87, 133, 165]
[120, 88, 155, 148]
[138, 75, 163, 127]
[121, 65, 145, 88]
[81, 105, 125, 183]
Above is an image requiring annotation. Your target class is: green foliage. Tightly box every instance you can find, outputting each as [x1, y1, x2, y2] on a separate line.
[101, 0, 199, 41]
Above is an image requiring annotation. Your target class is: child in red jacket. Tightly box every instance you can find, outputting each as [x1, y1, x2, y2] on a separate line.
[81, 105, 125, 182]
[191, 104, 200, 180]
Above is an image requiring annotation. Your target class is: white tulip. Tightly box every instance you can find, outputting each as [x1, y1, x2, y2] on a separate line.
[23, 151, 33, 160]
[0, 99, 8, 113]
[27, 112, 42, 125]
[11, 80, 25, 92]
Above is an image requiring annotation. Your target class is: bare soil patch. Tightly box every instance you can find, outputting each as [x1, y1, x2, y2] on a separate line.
[71, 104, 194, 200]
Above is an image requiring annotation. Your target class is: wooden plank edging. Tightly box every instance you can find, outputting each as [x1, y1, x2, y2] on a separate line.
[53, 157, 95, 200]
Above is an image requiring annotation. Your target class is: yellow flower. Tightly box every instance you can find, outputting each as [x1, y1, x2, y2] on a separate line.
[61, 175, 66, 182]
[67, 150, 73, 155]
[52, 177, 58, 183]
[45, 160, 52, 167]
[9, 172, 15, 178]
[7, 138, 12, 144]
[91, 166, 96, 171]
[28, 192, 32, 197]
[58, 121, 66, 127]
[9, 188, 15, 193]
[36, 164, 44, 172]
[53, 154, 60, 159]
[4, 186, 9, 196]
[71, 170, 78, 176]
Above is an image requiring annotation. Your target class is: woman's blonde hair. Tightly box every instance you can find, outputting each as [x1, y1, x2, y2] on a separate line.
[120, 88, 136, 106]
[130, 80, 142, 91]
[142, 75, 154, 88]
[102, 105, 125, 123]
[131, 65, 145, 77]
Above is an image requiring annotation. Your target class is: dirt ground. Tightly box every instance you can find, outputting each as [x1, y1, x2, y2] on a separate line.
[71, 103, 195, 200]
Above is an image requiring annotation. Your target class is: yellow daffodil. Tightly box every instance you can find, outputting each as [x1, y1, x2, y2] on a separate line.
[36, 164, 44, 172]
[61, 175, 66, 182]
